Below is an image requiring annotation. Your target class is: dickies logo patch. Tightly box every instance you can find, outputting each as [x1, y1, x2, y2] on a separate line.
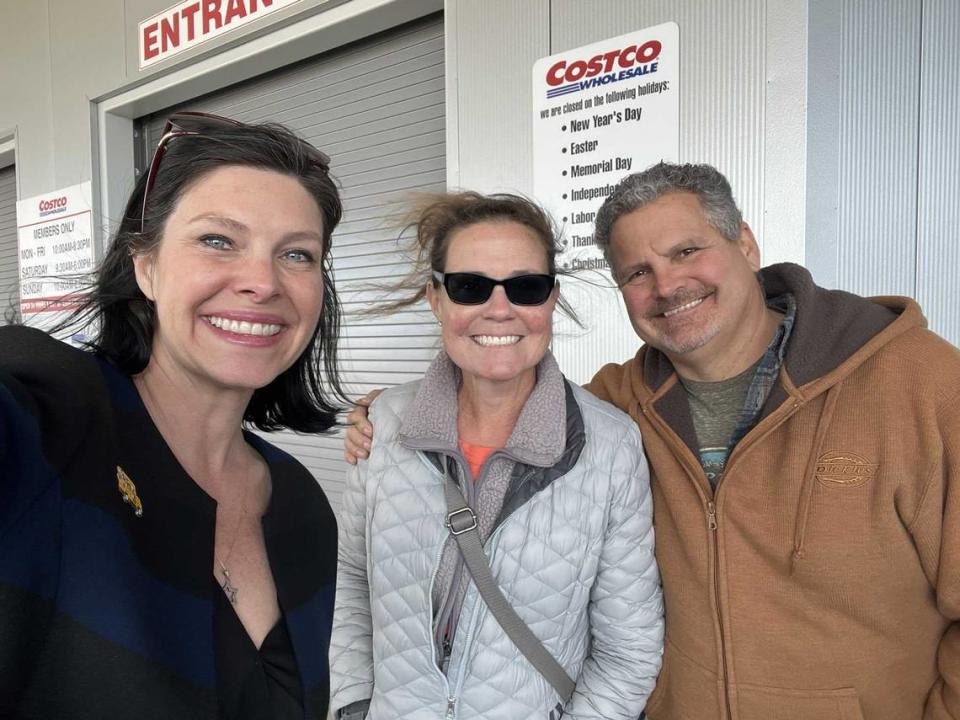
[815, 451, 877, 488]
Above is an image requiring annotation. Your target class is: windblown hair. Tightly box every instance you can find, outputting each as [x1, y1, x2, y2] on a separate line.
[60, 117, 347, 433]
[594, 162, 744, 263]
[375, 191, 578, 322]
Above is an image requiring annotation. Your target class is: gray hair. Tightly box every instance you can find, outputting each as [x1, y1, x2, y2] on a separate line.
[594, 162, 743, 263]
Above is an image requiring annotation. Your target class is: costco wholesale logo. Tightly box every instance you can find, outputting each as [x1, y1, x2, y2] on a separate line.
[38, 196, 68, 218]
[545, 40, 662, 99]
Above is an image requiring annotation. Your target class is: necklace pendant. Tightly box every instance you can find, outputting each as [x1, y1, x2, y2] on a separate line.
[220, 567, 239, 605]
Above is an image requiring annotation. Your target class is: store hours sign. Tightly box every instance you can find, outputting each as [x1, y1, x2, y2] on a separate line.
[532, 22, 679, 272]
[16, 182, 94, 316]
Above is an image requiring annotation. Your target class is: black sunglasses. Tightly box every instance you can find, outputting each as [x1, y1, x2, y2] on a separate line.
[432, 271, 556, 306]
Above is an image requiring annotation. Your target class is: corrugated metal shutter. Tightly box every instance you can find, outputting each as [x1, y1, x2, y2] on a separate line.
[0, 166, 18, 325]
[137, 15, 445, 513]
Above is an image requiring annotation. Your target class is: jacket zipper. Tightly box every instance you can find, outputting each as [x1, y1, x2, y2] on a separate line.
[435, 452, 486, 671]
[415, 444, 541, 716]
[641, 404, 732, 715]
[640, 391, 805, 720]
[706, 400, 804, 719]
[427, 530, 456, 701]
[419, 454, 463, 715]
[428, 451, 505, 718]
[448, 530, 504, 715]
[707, 499, 733, 718]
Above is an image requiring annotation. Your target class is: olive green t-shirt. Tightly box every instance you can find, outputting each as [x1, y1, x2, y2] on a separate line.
[680, 358, 761, 488]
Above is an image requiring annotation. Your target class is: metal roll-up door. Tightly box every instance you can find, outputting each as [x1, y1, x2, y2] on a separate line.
[0, 166, 18, 325]
[137, 15, 445, 512]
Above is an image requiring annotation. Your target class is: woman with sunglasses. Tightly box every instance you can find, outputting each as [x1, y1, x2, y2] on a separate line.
[0, 114, 345, 719]
[329, 192, 663, 720]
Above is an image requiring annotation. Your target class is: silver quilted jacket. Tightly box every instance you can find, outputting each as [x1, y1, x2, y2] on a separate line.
[330, 352, 663, 719]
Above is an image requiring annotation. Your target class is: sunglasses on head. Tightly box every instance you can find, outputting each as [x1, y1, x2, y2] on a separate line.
[432, 271, 556, 306]
[139, 111, 330, 234]
[140, 112, 241, 234]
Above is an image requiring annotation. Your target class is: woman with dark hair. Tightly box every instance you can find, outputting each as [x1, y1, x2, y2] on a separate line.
[0, 113, 345, 720]
[329, 192, 663, 720]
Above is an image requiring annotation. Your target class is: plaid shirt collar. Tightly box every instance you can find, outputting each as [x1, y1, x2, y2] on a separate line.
[727, 293, 796, 449]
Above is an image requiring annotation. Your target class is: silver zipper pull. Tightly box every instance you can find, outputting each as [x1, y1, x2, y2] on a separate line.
[707, 501, 718, 531]
[445, 696, 456, 720]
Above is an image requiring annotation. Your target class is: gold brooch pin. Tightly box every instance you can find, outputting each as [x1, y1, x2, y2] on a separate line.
[117, 466, 143, 517]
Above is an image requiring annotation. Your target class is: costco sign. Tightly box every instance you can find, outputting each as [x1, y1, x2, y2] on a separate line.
[139, 0, 301, 69]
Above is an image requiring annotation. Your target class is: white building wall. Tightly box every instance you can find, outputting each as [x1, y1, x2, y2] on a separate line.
[0, 1, 55, 198]
[917, 0, 960, 345]
[806, 0, 959, 345]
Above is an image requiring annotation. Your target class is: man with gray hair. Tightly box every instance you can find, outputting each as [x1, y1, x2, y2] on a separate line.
[344, 162, 959, 719]
[585, 162, 959, 719]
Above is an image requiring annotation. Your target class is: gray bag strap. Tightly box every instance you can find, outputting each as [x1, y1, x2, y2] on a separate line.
[443, 478, 576, 703]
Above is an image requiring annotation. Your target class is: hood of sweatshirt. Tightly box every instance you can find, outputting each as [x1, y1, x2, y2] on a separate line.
[615, 262, 925, 457]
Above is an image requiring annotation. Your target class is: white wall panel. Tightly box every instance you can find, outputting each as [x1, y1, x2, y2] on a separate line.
[916, 0, 960, 346]
[835, 0, 920, 298]
[446, 0, 550, 192]
[807, 0, 957, 346]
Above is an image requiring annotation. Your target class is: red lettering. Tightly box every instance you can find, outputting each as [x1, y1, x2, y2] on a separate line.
[142, 22, 160, 61]
[546, 60, 567, 87]
[584, 56, 603, 78]
[618, 45, 637, 68]
[544, 38, 665, 86]
[566, 60, 588, 82]
[160, 16, 180, 53]
[203, 0, 224, 35]
[636, 40, 661, 63]
[181, 2, 200, 41]
[223, 0, 247, 24]
[250, 0, 274, 9]
[600, 49, 620, 74]
[38, 197, 67, 212]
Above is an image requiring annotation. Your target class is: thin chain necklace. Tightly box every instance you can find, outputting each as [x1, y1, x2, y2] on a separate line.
[216, 481, 251, 606]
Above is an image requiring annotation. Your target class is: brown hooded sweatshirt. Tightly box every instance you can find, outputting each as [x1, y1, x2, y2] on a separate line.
[586, 263, 960, 720]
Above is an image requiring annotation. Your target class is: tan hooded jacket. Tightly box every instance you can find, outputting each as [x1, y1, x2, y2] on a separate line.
[586, 263, 960, 720]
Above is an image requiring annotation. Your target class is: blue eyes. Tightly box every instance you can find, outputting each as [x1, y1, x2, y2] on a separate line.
[198, 235, 316, 265]
[200, 234, 232, 250]
[281, 249, 316, 264]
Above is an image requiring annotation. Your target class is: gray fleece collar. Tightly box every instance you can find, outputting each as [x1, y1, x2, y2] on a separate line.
[398, 350, 567, 468]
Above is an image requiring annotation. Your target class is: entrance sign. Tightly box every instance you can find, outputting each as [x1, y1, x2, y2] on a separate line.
[139, 0, 302, 69]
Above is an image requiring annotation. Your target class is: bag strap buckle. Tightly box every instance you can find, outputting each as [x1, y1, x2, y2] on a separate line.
[445, 506, 478, 535]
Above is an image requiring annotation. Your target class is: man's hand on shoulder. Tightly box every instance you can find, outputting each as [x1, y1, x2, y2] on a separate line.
[344, 389, 382, 464]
